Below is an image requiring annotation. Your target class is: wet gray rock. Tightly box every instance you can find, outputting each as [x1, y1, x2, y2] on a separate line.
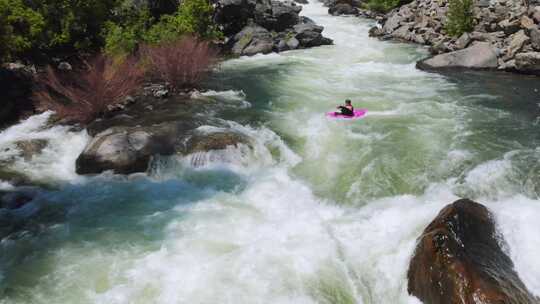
[76, 128, 160, 174]
[418, 42, 498, 70]
[181, 131, 249, 155]
[76, 94, 252, 175]
[515, 52, 540, 75]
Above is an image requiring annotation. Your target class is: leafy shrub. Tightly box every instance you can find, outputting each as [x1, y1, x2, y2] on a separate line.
[445, 0, 474, 37]
[0, 0, 45, 61]
[365, 0, 400, 13]
[34, 55, 145, 124]
[1, 0, 118, 61]
[104, 0, 221, 56]
[142, 36, 218, 91]
[144, 0, 222, 44]
[364, 0, 413, 13]
[104, 9, 154, 56]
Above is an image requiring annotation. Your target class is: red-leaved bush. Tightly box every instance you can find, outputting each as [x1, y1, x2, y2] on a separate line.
[34, 55, 145, 124]
[143, 36, 218, 91]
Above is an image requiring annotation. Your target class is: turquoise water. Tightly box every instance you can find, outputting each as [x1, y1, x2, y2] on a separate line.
[1, 1, 540, 303]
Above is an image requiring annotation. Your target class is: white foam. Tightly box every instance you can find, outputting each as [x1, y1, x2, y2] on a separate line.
[0, 112, 89, 184]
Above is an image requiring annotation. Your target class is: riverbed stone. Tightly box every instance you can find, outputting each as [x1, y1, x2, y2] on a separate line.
[530, 28, 540, 50]
[515, 52, 540, 74]
[408, 199, 539, 304]
[455, 32, 472, 49]
[498, 18, 521, 35]
[505, 30, 530, 59]
[417, 42, 498, 70]
[383, 13, 403, 33]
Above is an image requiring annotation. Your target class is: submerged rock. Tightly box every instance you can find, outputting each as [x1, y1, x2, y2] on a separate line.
[408, 199, 539, 304]
[417, 42, 498, 70]
[0, 187, 39, 210]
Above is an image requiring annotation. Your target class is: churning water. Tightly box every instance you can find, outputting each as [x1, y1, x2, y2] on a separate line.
[1, 1, 540, 303]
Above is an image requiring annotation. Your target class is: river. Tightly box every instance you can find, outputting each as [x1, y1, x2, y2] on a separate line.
[1, 1, 540, 303]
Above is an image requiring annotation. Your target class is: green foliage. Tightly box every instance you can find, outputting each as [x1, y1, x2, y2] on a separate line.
[0, 0, 119, 61]
[363, 0, 413, 13]
[37, 0, 117, 52]
[145, 0, 222, 44]
[104, 9, 153, 56]
[0, 0, 45, 61]
[445, 0, 474, 37]
[1, 0, 222, 61]
[364, 0, 401, 13]
[105, 0, 222, 55]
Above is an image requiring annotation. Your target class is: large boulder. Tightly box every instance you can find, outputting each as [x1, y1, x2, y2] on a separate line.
[417, 42, 499, 70]
[76, 127, 171, 174]
[213, 0, 257, 35]
[293, 23, 333, 47]
[254, 0, 302, 32]
[76, 95, 251, 175]
[408, 199, 539, 304]
[76, 126, 250, 174]
[529, 28, 540, 51]
[329, 3, 357, 15]
[515, 52, 540, 75]
[214, 0, 301, 34]
[0, 67, 36, 130]
[215, 0, 331, 56]
[231, 24, 274, 56]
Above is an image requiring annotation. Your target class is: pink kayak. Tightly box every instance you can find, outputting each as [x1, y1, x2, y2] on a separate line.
[326, 109, 367, 119]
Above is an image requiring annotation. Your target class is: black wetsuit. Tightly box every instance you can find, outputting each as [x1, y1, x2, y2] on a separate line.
[337, 106, 354, 116]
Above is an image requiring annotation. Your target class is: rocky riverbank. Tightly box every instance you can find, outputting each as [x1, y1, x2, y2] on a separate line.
[368, 0, 540, 74]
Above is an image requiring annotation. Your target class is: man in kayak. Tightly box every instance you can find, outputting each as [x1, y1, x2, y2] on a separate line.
[336, 99, 354, 116]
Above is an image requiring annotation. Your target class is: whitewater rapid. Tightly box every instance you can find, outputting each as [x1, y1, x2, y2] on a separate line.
[1, 1, 540, 303]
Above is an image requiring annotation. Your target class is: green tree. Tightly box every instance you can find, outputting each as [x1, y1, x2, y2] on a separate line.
[104, 8, 154, 56]
[0, 0, 45, 61]
[145, 0, 221, 44]
[364, 0, 401, 13]
[445, 0, 474, 37]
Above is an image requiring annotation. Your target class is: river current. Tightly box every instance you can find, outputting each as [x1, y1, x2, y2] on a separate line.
[1, 1, 540, 303]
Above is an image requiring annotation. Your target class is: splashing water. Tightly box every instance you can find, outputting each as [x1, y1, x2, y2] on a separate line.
[2, 1, 540, 303]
